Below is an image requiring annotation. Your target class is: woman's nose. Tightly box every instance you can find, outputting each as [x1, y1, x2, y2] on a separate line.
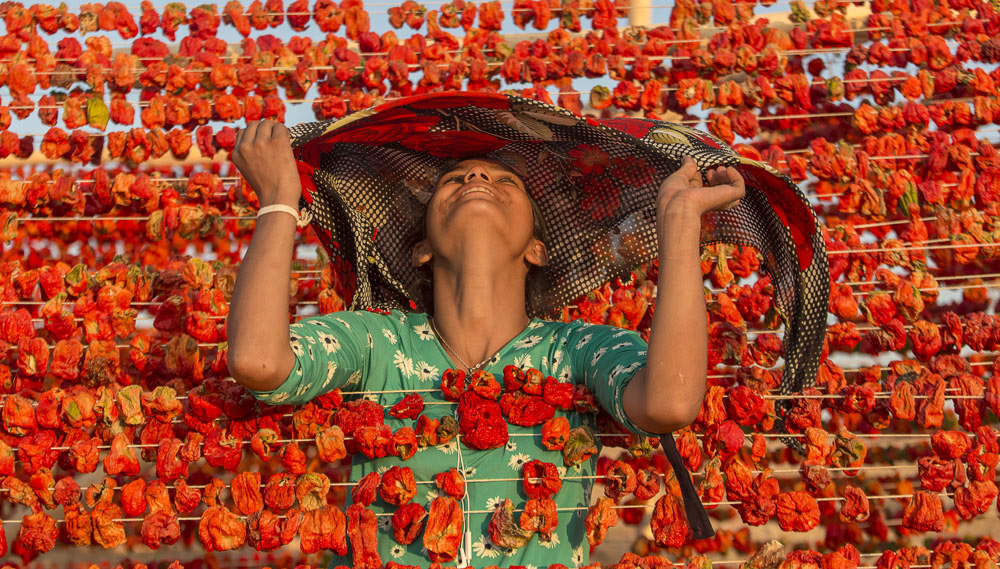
[464, 166, 491, 182]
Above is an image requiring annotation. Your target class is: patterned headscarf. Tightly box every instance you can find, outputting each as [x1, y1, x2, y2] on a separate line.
[288, 91, 831, 537]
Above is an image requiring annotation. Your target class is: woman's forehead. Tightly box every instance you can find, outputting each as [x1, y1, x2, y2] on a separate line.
[445, 158, 519, 176]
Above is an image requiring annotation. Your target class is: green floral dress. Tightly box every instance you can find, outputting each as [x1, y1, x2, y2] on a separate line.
[249, 309, 656, 569]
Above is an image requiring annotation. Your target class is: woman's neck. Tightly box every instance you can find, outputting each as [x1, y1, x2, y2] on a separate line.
[429, 246, 532, 370]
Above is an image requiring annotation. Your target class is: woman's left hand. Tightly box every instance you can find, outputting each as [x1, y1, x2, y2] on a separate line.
[656, 156, 746, 221]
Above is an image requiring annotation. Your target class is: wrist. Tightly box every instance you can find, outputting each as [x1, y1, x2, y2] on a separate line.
[657, 200, 703, 238]
[260, 195, 301, 209]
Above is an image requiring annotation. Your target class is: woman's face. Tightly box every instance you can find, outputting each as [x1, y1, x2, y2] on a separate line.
[416, 158, 546, 269]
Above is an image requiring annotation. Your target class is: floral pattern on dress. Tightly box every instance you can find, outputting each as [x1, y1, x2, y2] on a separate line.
[245, 308, 656, 568]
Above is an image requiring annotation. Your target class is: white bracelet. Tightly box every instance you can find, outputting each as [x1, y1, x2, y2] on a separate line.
[257, 204, 312, 228]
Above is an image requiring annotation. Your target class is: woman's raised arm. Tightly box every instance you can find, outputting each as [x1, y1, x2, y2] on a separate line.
[226, 121, 303, 392]
[623, 157, 747, 433]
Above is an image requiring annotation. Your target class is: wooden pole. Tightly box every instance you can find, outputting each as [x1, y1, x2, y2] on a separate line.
[628, 0, 651, 27]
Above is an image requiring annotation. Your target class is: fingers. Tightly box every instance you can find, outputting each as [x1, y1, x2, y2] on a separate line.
[256, 120, 275, 140]
[271, 123, 290, 141]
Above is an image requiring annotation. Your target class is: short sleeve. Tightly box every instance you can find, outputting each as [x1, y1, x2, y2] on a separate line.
[248, 311, 373, 406]
[565, 321, 659, 438]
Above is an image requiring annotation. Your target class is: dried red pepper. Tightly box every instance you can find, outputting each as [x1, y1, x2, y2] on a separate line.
[522, 459, 562, 499]
[300, 506, 348, 555]
[563, 425, 598, 467]
[392, 502, 427, 545]
[389, 392, 425, 419]
[902, 491, 944, 531]
[347, 502, 382, 569]
[198, 505, 247, 551]
[651, 492, 689, 548]
[490, 497, 535, 550]
[541, 416, 570, 451]
[520, 497, 558, 541]
[586, 497, 619, 546]
[458, 391, 508, 450]
[232, 471, 264, 515]
[434, 467, 466, 499]
[379, 465, 417, 506]
[775, 491, 820, 532]
[423, 496, 463, 562]
[263, 473, 296, 512]
[839, 485, 870, 522]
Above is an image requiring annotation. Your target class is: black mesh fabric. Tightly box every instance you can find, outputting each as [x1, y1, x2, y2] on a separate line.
[288, 92, 830, 443]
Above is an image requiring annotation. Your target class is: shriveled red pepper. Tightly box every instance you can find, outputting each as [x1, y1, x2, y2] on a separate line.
[141, 510, 181, 550]
[354, 424, 393, 458]
[490, 497, 535, 550]
[247, 510, 282, 552]
[92, 479, 126, 549]
[120, 477, 147, 517]
[232, 471, 264, 515]
[29, 467, 56, 510]
[902, 491, 944, 531]
[296, 472, 331, 511]
[519, 497, 558, 541]
[469, 370, 501, 399]
[501, 391, 556, 427]
[379, 465, 417, 506]
[839, 485, 870, 522]
[776, 490, 820, 532]
[174, 479, 202, 514]
[585, 497, 619, 546]
[604, 460, 638, 501]
[954, 480, 997, 520]
[423, 496, 463, 562]
[156, 438, 188, 481]
[389, 392, 425, 419]
[203, 429, 244, 471]
[651, 491, 689, 548]
[416, 414, 440, 447]
[263, 472, 297, 512]
[503, 364, 525, 391]
[250, 428, 279, 462]
[199, 505, 247, 551]
[53, 476, 81, 506]
[736, 468, 779, 527]
[458, 391, 508, 450]
[316, 425, 347, 463]
[441, 368, 466, 401]
[280, 441, 307, 475]
[63, 503, 93, 547]
[830, 426, 866, 475]
[300, 506, 348, 555]
[542, 376, 575, 410]
[347, 503, 382, 568]
[103, 432, 140, 476]
[931, 430, 972, 460]
[541, 416, 570, 451]
[522, 368, 545, 395]
[352, 472, 382, 507]
[392, 502, 427, 545]
[522, 459, 562, 499]
[634, 468, 661, 501]
[563, 425, 598, 467]
[391, 426, 418, 461]
[435, 467, 466, 499]
[19, 511, 58, 553]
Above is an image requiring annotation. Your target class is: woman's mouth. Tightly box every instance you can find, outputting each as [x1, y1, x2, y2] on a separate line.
[459, 186, 495, 198]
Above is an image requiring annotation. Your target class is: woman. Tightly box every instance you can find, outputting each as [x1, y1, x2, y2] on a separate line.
[225, 115, 745, 568]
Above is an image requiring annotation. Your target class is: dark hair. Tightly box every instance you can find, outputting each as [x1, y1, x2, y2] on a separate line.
[412, 157, 549, 315]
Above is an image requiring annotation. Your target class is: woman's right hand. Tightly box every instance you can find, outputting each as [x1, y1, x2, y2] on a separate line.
[232, 120, 302, 207]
